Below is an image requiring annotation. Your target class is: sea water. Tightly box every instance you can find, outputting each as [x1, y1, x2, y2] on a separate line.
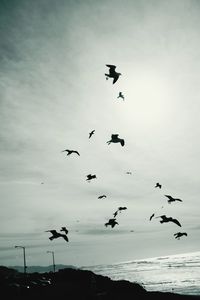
[82, 251, 200, 295]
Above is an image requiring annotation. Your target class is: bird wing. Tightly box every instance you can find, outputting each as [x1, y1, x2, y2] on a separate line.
[165, 195, 172, 199]
[113, 75, 119, 84]
[120, 139, 125, 146]
[106, 64, 116, 70]
[175, 198, 183, 202]
[150, 213, 155, 221]
[62, 235, 69, 242]
[111, 134, 119, 139]
[47, 230, 57, 235]
[171, 218, 182, 227]
[74, 151, 80, 156]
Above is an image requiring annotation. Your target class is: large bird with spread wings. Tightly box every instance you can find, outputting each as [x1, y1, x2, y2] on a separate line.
[105, 65, 121, 84]
[165, 195, 183, 204]
[107, 134, 125, 146]
[156, 215, 181, 227]
[45, 229, 69, 242]
[61, 149, 80, 156]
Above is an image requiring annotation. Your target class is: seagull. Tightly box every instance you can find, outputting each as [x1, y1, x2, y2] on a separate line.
[126, 171, 132, 175]
[105, 65, 121, 84]
[149, 213, 155, 221]
[118, 207, 127, 212]
[105, 218, 119, 228]
[174, 232, 188, 240]
[45, 230, 69, 242]
[61, 149, 80, 156]
[165, 195, 183, 204]
[107, 134, 125, 146]
[155, 183, 162, 189]
[89, 130, 95, 139]
[156, 215, 181, 227]
[86, 174, 97, 181]
[98, 195, 107, 199]
[117, 92, 125, 100]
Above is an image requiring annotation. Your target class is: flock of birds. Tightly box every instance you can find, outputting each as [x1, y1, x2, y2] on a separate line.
[45, 64, 188, 243]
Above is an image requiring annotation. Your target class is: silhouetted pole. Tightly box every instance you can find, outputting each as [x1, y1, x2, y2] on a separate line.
[15, 245, 27, 275]
[47, 251, 55, 273]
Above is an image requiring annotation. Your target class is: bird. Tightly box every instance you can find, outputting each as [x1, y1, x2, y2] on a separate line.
[113, 210, 118, 218]
[118, 207, 127, 212]
[174, 232, 188, 240]
[107, 134, 125, 146]
[105, 218, 119, 228]
[149, 213, 155, 221]
[89, 130, 95, 139]
[105, 65, 121, 84]
[60, 227, 68, 235]
[86, 174, 97, 181]
[156, 215, 181, 227]
[98, 195, 107, 199]
[61, 149, 80, 156]
[117, 92, 125, 100]
[155, 183, 162, 189]
[45, 230, 69, 242]
[164, 195, 183, 204]
[126, 171, 132, 175]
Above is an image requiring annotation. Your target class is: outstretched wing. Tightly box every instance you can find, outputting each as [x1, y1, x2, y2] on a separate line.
[171, 218, 181, 227]
[46, 230, 57, 235]
[62, 235, 69, 242]
[74, 151, 80, 156]
[113, 75, 119, 84]
[175, 198, 183, 202]
[149, 213, 155, 221]
[106, 64, 116, 71]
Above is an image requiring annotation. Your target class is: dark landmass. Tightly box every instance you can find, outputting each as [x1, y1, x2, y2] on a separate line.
[1, 266, 200, 300]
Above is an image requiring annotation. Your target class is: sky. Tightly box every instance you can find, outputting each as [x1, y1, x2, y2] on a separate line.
[0, 0, 200, 268]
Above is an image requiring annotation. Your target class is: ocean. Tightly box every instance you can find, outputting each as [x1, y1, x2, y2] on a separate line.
[81, 251, 200, 296]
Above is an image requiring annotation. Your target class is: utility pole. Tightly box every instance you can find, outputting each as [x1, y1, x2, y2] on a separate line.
[47, 251, 55, 273]
[15, 245, 27, 275]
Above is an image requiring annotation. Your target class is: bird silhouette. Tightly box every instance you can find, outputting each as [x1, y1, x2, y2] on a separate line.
[86, 174, 97, 181]
[105, 218, 119, 228]
[155, 183, 162, 189]
[149, 213, 155, 221]
[61, 149, 80, 156]
[174, 232, 188, 240]
[156, 215, 181, 227]
[46, 230, 69, 242]
[165, 195, 183, 204]
[98, 195, 107, 199]
[113, 210, 118, 218]
[107, 134, 125, 146]
[126, 171, 132, 175]
[89, 130, 95, 139]
[105, 65, 121, 84]
[117, 92, 124, 100]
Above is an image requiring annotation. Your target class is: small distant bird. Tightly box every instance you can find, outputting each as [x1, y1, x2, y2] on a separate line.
[86, 174, 97, 181]
[165, 195, 183, 204]
[105, 65, 121, 84]
[61, 149, 80, 156]
[155, 183, 162, 189]
[156, 215, 181, 227]
[174, 232, 188, 240]
[113, 210, 118, 218]
[149, 213, 155, 221]
[126, 171, 132, 175]
[107, 134, 125, 146]
[45, 230, 69, 242]
[98, 195, 107, 199]
[117, 92, 125, 100]
[105, 218, 119, 228]
[60, 227, 68, 235]
[89, 130, 95, 139]
[118, 207, 127, 212]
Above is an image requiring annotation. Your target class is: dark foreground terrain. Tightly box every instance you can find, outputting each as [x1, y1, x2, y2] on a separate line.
[0, 266, 200, 300]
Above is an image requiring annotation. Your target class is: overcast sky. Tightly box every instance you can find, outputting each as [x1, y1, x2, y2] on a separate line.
[0, 0, 200, 268]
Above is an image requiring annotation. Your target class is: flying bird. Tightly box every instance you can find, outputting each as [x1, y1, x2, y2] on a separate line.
[105, 218, 119, 228]
[98, 195, 107, 199]
[113, 210, 118, 218]
[165, 195, 183, 204]
[155, 183, 162, 189]
[89, 130, 95, 139]
[149, 213, 155, 221]
[174, 232, 188, 240]
[61, 149, 80, 156]
[156, 215, 181, 227]
[105, 65, 121, 84]
[126, 171, 132, 175]
[117, 92, 125, 100]
[45, 230, 69, 242]
[86, 174, 97, 181]
[107, 134, 125, 146]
